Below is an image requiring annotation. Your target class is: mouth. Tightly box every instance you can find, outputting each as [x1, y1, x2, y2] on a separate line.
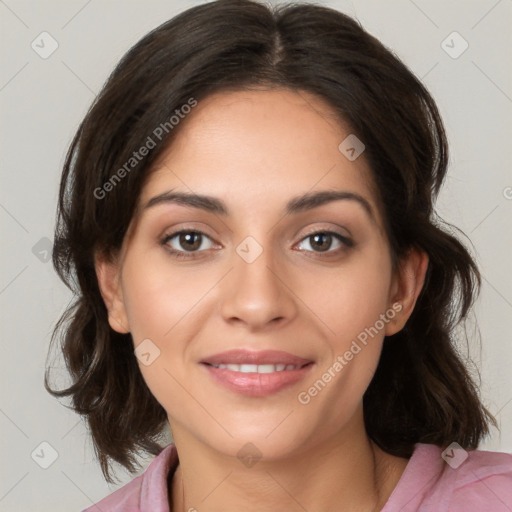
[199, 349, 314, 397]
[203, 362, 310, 373]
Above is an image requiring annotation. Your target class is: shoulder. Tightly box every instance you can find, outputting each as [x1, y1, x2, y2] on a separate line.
[447, 445, 512, 511]
[384, 443, 512, 512]
[82, 444, 178, 512]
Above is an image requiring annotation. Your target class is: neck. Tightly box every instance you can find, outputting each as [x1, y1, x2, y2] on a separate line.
[170, 411, 408, 512]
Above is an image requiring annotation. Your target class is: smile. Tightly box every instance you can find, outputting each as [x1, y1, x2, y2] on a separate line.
[207, 363, 303, 373]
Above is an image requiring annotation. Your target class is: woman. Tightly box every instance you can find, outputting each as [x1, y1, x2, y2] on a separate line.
[45, 1, 512, 510]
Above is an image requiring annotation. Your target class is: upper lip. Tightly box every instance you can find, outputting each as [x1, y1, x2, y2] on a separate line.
[200, 349, 313, 366]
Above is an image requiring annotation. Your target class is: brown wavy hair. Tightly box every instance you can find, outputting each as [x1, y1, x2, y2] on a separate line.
[45, 0, 497, 483]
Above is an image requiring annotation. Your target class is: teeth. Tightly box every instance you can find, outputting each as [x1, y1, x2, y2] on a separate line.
[213, 363, 301, 373]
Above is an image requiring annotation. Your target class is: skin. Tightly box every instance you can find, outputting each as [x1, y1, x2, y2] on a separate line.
[96, 88, 428, 512]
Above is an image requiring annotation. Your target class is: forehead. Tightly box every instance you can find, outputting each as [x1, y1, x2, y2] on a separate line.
[136, 88, 383, 227]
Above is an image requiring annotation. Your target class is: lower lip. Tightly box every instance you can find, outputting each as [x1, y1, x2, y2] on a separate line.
[201, 363, 314, 397]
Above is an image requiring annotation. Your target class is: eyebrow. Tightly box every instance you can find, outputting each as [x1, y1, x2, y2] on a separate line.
[143, 189, 374, 220]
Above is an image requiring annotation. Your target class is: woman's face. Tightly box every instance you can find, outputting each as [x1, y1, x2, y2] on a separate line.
[98, 89, 418, 460]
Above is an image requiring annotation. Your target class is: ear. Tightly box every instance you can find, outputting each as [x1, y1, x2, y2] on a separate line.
[94, 252, 130, 334]
[385, 247, 429, 336]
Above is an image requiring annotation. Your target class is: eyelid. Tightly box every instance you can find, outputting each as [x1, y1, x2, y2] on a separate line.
[161, 228, 218, 249]
[298, 225, 353, 242]
[161, 225, 352, 246]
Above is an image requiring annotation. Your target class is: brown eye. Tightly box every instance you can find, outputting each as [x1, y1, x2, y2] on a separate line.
[162, 230, 215, 258]
[296, 230, 353, 254]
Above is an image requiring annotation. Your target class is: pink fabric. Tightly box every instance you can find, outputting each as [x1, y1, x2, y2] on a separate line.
[82, 443, 512, 511]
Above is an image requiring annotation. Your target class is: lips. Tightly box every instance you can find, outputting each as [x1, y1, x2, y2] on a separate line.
[200, 349, 312, 367]
[200, 349, 314, 397]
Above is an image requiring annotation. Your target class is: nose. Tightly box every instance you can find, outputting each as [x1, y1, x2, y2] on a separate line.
[219, 240, 298, 332]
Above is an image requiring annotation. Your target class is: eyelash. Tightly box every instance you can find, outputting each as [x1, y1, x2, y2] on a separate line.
[160, 228, 354, 260]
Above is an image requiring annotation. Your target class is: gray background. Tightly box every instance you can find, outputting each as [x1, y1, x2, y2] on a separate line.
[1, 0, 511, 510]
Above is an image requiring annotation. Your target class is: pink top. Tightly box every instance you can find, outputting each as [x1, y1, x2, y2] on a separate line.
[82, 443, 512, 511]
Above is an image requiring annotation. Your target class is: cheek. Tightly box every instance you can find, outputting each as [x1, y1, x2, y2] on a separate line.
[300, 246, 392, 408]
[121, 268, 203, 418]
[120, 256, 219, 413]
[121, 256, 217, 343]
[305, 246, 393, 345]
